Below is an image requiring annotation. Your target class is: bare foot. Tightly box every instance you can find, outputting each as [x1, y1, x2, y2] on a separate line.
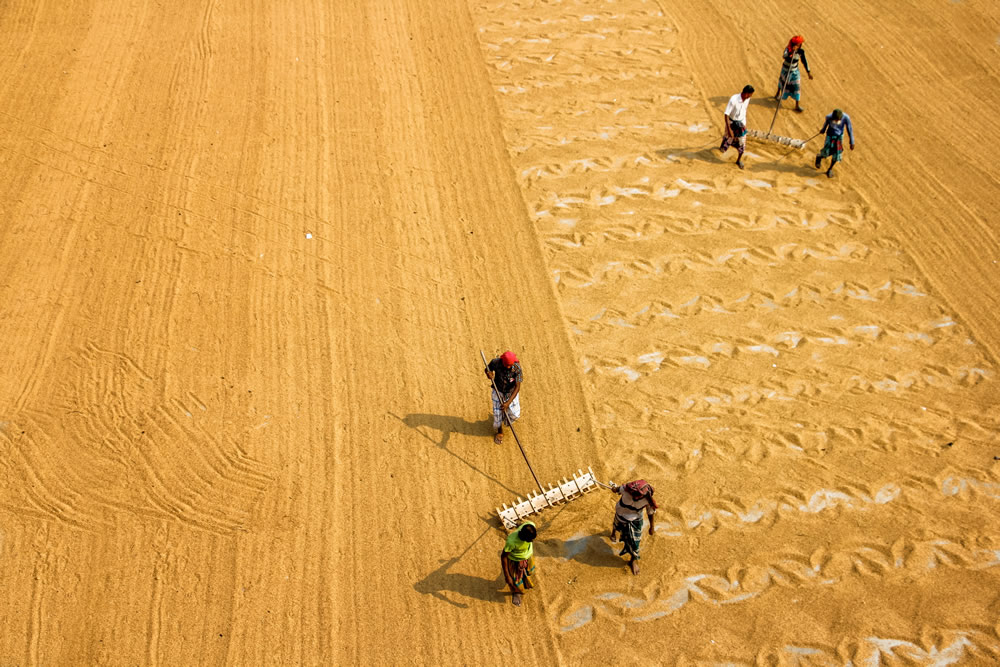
[736, 160, 745, 170]
[494, 432, 503, 444]
[512, 593, 522, 606]
[629, 558, 640, 575]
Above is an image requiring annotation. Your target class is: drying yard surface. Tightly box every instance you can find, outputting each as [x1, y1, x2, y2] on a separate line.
[1, 0, 999, 664]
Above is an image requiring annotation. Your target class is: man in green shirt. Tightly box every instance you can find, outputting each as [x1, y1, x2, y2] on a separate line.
[500, 521, 537, 606]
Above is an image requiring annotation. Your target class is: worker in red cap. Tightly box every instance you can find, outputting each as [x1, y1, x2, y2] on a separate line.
[775, 35, 813, 112]
[484, 350, 523, 444]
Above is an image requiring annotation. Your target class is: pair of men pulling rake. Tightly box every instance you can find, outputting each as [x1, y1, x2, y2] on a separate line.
[486, 352, 659, 605]
[720, 35, 856, 177]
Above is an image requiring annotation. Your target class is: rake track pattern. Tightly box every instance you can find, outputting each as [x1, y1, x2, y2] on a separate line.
[471, 0, 1000, 660]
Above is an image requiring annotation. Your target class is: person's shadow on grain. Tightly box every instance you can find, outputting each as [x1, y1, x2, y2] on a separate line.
[413, 527, 506, 607]
[391, 412, 519, 497]
[538, 535, 624, 569]
[400, 412, 493, 448]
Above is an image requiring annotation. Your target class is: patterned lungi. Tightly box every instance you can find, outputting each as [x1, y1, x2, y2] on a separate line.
[720, 120, 747, 154]
[492, 390, 521, 429]
[613, 515, 644, 559]
[501, 554, 536, 594]
[818, 134, 844, 162]
[779, 67, 801, 100]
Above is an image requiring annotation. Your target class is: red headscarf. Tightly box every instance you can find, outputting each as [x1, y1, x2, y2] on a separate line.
[788, 35, 804, 50]
[624, 480, 659, 510]
[500, 350, 518, 367]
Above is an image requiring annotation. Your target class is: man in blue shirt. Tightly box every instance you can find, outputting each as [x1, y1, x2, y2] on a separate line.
[815, 108, 855, 178]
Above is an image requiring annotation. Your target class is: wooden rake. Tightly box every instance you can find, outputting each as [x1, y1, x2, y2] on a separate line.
[480, 350, 599, 531]
[746, 67, 815, 149]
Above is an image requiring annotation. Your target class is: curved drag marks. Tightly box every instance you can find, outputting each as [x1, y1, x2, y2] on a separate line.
[646, 365, 992, 413]
[567, 279, 933, 319]
[478, 9, 668, 36]
[509, 122, 708, 156]
[540, 208, 877, 250]
[552, 241, 874, 286]
[530, 175, 869, 215]
[941, 478, 1000, 503]
[521, 150, 680, 183]
[653, 466, 1000, 537]
[584, 345, 993, 393]
[656, 482, 906, 536]
[503, 93, 700, 125]
[0, 343, 275, 533]
[573, 312, 991, 381]
[496, 68, 689, 97]
[483, 28, 675, 54]
[575, 313, 962, 351]
[600, 400, 1000, 478]
[520, 150, 825, 185]
[469, 0, 1000, 659]
[0, 424, 101, 529]
[555, 534, 1000, 632]
[748, 629, 1000, 665]
[491, 44, 676, 72]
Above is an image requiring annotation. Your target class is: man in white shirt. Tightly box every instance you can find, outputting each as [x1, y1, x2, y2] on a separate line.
[719, 84, 755, 169]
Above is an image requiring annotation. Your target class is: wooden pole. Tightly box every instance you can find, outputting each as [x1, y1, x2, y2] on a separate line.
[480, 350, 547, 499]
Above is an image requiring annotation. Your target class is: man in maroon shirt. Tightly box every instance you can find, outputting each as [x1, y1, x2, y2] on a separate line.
[485, 350, 522, 444]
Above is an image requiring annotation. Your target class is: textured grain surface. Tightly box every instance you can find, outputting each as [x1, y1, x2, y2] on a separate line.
[0, 0, 998, 664]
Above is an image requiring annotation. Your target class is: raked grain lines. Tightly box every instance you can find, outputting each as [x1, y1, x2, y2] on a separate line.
[551, 241, 879, 289]
[555, 534, 1000, 631]
[0, 343, 275, 534]
[577, 319, 989, 377]
[651, 468, 1000, 538]
[470, 0, 1000, 657]
[501, 93, 700, 127]
[478, 8, 668, 37]
[749, 630, 1000, 666]
[599, 401, 1000, 473]
[632, 366, 991, 409]
[565, 280, 941, 330]
[470, 0, 997, 474]
[470, 0, 998, 476]
[574, 307, 960, 341]
[491, 44, 675, 71]
[529, 175, 858, 215]
[521, 150, 820, 183]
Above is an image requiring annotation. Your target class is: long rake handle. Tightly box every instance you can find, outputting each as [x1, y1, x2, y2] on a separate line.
[480, 350, 546, 497]
[767, 59, 793, 136]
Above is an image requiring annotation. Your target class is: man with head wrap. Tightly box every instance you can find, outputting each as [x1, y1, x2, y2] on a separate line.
[776, 35, 813, 112]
